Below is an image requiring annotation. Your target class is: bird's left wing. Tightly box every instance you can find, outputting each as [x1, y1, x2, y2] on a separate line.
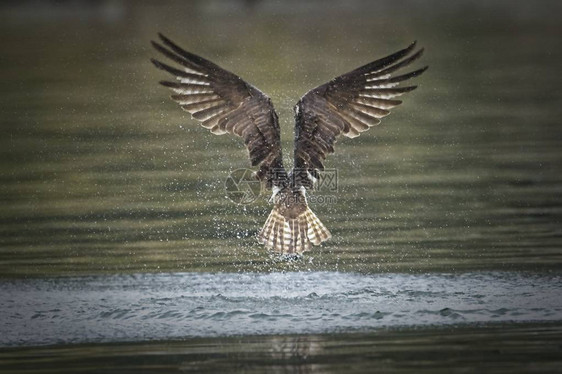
[151, 33, 286, 188]
[293, 42, 427, 188]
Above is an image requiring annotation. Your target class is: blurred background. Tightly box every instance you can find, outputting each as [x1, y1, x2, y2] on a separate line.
[1, 0, 562, 276]
[1, 2, 562, 372]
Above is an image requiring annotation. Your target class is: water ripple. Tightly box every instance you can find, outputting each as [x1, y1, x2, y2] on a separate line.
[0, 271, 561, 347]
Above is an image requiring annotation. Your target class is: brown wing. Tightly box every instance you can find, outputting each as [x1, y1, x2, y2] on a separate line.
[294, 42, 427, 187]
[151, 33, 286, 188]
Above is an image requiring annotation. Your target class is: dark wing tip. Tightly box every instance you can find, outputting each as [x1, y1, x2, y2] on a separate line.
[413, 65, 429, 76]
[153, 32, 176, 51]
[391, 41, 419, 59]
[157, 33, 188, 59]
[403, 41, 418, 56]
[159, 80, 176, 88]
[151, 40, 167, 54]
[150, 57, 163, 69]
[158, 32, 173, 46]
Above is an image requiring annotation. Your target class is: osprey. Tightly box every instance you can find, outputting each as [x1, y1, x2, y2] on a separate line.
[151, 33, 426, 255]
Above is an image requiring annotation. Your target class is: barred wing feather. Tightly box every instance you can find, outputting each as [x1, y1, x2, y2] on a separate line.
[294, 42, 427, 186]
[151, 33, 286, 188]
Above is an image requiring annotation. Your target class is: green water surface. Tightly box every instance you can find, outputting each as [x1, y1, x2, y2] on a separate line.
[2, 1, 561, 277]
[1, 1, 561, 372]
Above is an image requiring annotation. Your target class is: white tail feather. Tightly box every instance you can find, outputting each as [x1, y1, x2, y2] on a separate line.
[258, 206, 331, 254]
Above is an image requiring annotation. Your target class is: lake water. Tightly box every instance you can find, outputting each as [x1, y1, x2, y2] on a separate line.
[1, 0, 561, 372]
[1, 271, 561, 347]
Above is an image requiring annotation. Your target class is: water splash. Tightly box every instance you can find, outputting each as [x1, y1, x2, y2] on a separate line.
[0, 271, 561, 347]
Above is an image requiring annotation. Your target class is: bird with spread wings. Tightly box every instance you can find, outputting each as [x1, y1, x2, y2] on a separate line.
[151, 33, 426, 254]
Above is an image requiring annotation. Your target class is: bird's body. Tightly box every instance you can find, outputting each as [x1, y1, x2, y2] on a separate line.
[151, 33, 426, 254]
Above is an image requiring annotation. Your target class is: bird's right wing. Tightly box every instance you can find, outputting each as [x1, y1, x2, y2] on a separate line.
[294, 42, 427, 187]
[151, 33, 286, 188]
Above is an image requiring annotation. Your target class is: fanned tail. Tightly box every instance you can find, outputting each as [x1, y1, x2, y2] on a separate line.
[258, 206, 331, 254]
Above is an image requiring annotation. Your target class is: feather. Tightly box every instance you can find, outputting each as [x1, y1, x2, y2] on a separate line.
[294, 42, 426, 188]
[258, 205, 329, 254]
[152, 33, 287, 189]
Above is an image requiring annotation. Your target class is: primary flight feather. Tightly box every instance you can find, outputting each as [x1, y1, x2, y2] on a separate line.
[151, 33, 427, 254]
